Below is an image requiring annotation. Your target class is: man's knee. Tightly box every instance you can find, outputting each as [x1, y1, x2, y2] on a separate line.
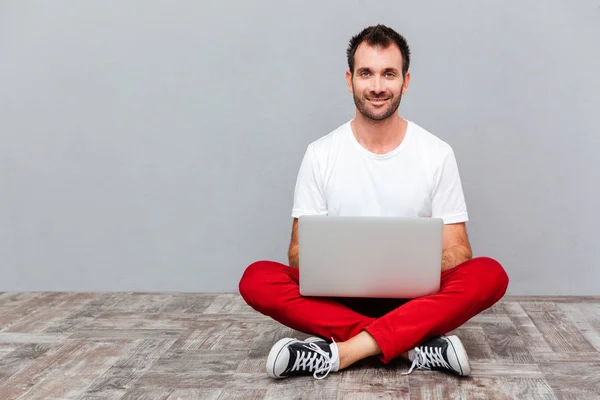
[238, 261, 265, 304]
[472, 256, 509, 303]
[238, 260, 284, 308]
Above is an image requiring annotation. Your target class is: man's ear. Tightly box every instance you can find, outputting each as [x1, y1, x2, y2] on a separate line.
[345, 70, 353, 94]
[402, 71, 411, 94]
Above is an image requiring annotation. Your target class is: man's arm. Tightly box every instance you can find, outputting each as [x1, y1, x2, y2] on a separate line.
[441, 222, 472, 272]
[288, 218, 299, 268]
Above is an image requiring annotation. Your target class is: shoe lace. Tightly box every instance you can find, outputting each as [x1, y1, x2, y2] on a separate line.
[402, 345, 450, 375]
[291, 341, 333, 380]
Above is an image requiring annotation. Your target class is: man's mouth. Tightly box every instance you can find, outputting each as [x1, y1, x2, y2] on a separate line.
[368, 98, 389, 103]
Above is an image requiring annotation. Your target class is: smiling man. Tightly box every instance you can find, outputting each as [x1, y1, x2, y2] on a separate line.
[239, 24, 509, 380]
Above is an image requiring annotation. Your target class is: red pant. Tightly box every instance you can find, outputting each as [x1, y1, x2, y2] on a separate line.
[239, 256, 509, 364]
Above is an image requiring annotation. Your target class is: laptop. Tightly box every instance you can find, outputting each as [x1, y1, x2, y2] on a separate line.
[298, 215, 443, 298]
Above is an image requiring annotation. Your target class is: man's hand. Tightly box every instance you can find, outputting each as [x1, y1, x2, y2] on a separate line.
[441, 222, 472, 272]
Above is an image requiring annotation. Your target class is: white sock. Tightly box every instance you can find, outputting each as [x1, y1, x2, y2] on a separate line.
[329, 341, 340, 372]
[408, 348, 417, 362]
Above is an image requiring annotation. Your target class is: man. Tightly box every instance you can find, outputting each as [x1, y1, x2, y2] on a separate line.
[239, 24, 509, 380]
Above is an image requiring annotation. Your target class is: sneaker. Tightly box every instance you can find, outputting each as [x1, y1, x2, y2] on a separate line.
[266, 336, 340, 379]
[402, 335, 471, 376]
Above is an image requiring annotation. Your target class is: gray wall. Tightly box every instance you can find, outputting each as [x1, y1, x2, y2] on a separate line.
[1, 1, 599, 295]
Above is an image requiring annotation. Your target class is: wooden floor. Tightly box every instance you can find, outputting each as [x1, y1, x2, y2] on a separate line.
[0, 293, 599, 400]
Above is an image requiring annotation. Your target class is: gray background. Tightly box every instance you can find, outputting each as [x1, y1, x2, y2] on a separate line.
[1, 1, 599, 295]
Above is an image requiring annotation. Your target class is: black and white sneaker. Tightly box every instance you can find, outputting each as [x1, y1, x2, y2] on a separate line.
[402, 335, 471, 376]
[266, 336, 340, 379]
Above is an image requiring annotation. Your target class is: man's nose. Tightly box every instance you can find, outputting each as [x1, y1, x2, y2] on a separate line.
[372, 76, 384, 94]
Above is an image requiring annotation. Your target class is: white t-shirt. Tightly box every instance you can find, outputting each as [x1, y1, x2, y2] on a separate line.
[292, 120, 469, 225]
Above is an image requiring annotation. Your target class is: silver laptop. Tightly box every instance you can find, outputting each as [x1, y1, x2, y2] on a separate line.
[298, 215, 443, 298]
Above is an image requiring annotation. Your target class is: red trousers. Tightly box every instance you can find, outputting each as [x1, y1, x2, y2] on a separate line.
[239, 256, 509, 364]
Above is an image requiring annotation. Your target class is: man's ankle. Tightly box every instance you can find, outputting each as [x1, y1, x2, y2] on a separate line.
[336, 341, 353, 370]
[336, 333, 382, 370]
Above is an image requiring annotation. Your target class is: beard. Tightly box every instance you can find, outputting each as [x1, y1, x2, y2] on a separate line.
[352, 83, 402, 121]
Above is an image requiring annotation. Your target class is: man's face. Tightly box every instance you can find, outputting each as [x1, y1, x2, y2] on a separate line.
[346, 42, 410, 121]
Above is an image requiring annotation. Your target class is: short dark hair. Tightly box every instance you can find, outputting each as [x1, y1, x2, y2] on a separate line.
[346, 24, 411, 77]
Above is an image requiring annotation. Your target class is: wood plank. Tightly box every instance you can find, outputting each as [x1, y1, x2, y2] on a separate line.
[524, 310, 596, 353]
[491, 377, 557, 400]
[530, 351, 600, 363]
[167, 389, 223, 400]
[0, 343, 55, 385]
[161, 322, 232, 354]
[78, 338, 177, 399]
[265, 386, 338, 400]
[0, 293, 68, 331]
[408, 375, 513, 400]
[132, 349, 247, 389]
[78, 389, 129, 400]
[166, 389, 222, 400]
[557, 302, 600, 352]
[214, 372, 271, 390]
[44, 293, 126, 333]
[69, 329, 184, 341]
[203, 294, 256, 315]
[519, 301, 559, 312]
[338, 359, 410, 392]
[478, 301, 507, 315]
[97, 293, 177, 313]
[463, 314, 513, 326]
[196, 313, 271, 323]
[0, 339, 135, 400]
[216, 389, 267, 400]
[504, 302, 554, 353]
[0, 332, 69, 345]
[119, 388, 174, 400]
[79, 312, 203, 331]
[468, 362, 545, 378]
[337, 390, 408, 400]
[223, 370, 339, 391]
[480, 321, 537, 364]
[159, 294, 216, 314]
[209, 322, 268, 350]
[132, 372, 232, 390]
[0, 344, 16, 361]
[4, 292, 96, 333]
[0, 292, 41, 306]
[539, 362, 600, 399]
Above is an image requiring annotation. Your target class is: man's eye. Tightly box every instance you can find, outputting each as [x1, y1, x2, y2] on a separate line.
[385, 73, 395, 78]
[361, 71, 370, 76]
